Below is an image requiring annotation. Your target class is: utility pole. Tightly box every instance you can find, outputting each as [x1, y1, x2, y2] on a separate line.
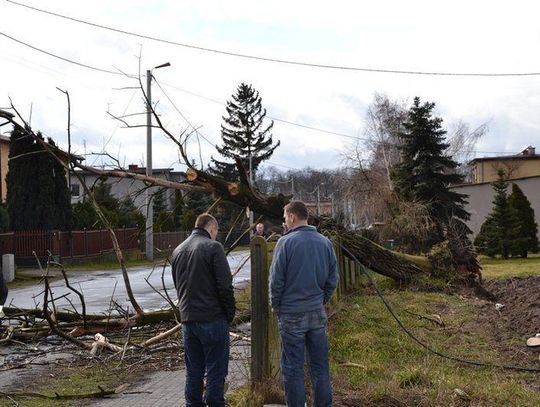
[248, 150, 254, 235]
[145, 69, 153, 261]
[291, 177, 295, 199]
[316, 184, 321, 216]
[145, 62, 170, 261]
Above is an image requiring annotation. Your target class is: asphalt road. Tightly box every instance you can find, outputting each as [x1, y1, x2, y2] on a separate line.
[6, 250, 251, 314]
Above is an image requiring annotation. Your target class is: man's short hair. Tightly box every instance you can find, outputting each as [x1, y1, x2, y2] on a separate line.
[284, 200, 309, 220]
[195, 213, 218, 229]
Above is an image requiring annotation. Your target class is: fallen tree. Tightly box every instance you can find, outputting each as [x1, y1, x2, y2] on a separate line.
[0, 82, 486, 350]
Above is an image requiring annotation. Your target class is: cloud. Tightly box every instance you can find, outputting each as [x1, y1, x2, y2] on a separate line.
[2, 0, 540, 173]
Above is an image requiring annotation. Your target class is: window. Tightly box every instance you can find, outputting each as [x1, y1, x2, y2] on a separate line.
[71, 184, 80, 197]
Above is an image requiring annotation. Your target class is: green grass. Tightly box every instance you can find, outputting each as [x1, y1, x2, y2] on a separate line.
[480, 255, 540, 280]
[0, 360, 130, 407]
[6, 273, 56, 289]
[329, 289, 540, 406]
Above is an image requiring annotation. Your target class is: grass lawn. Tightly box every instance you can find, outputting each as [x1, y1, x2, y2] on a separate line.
[329, 288, 540, 406]
[480, 254, 540, 280]
[230, 253, 540, 406]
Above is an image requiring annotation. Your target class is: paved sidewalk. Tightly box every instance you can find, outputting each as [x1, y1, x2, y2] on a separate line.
[90, 342, 250, 407]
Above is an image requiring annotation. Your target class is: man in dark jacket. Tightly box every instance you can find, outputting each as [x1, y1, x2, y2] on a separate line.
[270, 200, 338, 407]
[171, 213, 235, 406]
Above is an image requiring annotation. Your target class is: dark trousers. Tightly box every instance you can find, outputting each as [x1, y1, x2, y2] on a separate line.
[182, 319, 230, 407]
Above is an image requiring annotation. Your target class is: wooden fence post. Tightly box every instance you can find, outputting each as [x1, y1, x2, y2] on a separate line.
[250, 236, 280, 384]
[251, 236, 267, 384]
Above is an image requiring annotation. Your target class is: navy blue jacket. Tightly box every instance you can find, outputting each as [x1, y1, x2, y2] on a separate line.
[269, 225, 338, 314]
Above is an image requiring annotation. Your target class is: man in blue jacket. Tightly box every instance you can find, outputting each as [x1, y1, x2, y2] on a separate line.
[270, 200, 338, 407]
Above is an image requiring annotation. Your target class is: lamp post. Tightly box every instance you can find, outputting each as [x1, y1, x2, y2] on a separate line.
[146, 62, 170, 261]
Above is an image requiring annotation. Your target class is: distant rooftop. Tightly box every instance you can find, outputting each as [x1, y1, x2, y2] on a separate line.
[469, 146, 538, 164]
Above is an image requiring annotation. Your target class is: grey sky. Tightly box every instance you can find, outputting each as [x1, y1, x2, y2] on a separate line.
[1, 0, 539, 172]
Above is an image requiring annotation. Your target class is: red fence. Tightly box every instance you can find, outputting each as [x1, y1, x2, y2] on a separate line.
[153, 231, 190, 253]
[0, 228, 139, 261]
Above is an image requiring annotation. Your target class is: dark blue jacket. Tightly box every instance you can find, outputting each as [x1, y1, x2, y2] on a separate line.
[269, 225, 338, 314]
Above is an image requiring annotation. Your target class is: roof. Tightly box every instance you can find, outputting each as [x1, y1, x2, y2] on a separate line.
[469, 155, 540, 164]
[469, 146, 539, 165]
[452, 174, 540, 188]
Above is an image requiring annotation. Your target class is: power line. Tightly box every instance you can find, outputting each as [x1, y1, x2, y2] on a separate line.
[7, 0, 540, 77]
[158, 82, 518, 155]
[0, 28, 518, 157]
[0, 30, 134, 77]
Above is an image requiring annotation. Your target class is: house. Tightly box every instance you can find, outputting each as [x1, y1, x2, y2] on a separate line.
[70, 164, 185, 213]
[469, 146, 540, 183]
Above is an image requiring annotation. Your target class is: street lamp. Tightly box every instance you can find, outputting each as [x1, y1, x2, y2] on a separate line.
[146, 62, 171, 261]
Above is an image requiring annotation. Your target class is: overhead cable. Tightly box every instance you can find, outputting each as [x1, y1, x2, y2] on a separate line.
[6, 0, 540, 77]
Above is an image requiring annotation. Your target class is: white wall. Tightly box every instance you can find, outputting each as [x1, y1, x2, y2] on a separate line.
[451, 176, 540, 240]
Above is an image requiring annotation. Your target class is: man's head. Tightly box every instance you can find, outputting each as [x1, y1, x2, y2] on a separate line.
[255, 223, 265, 235]
[283, 200, 309, 230]
[195, 213, 219, 240]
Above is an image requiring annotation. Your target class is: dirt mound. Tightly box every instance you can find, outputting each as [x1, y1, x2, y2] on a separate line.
[485, 276, 540, 339]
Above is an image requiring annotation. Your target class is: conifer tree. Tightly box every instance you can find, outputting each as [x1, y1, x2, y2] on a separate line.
[474, 171, 513, 258]
[48, 138, 73, 231]
[152, 188, 166, 222]
[392, 97, 470, 249]
[209, 83, 279, 182]
[508, 183, 539, 258]
[7, 127, 72, 230]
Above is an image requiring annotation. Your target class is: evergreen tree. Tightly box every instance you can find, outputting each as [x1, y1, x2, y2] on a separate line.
[171, 190, 184, 229]
[118, 197, 145, 229]
[48, 138, 73, 231]
[474, 171, 513, 258]
[7, 126, 72, 230]
[7, 125, 34, 230]
[508, 183, 539, 258]
[0, 204, 9, 232]
[392, 97, 470, 249]
[152, 188, 166, 222]
[209, 83, 279, 182]
[181, 191, 211, 230]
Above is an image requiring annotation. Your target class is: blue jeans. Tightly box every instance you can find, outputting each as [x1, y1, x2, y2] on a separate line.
[182, 319, 230, 407]
[278, 308, 332, 407]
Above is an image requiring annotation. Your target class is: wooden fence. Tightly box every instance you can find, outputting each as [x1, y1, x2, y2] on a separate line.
[249, 235, 364, 385]
[0, 228, 139, 264]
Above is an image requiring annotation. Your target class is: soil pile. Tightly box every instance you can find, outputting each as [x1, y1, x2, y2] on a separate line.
[486, 276, 540, 339]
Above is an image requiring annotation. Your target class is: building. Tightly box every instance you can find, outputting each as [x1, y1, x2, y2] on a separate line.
[452, 175, 540, 240]
[469, 146, 540, 183]
[70, 164, 185, 212]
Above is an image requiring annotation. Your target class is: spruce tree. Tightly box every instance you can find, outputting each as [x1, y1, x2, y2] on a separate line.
[392, 97, 470, 249]
[508, 183, 539, 257]
[7, 127, 72, 231]
[152, 188, 166, 222]
[474, 171, 513, 258]
[48, 138, 73, 231]
[209, 83, 279, 182]
[6, 125, 34, 230]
